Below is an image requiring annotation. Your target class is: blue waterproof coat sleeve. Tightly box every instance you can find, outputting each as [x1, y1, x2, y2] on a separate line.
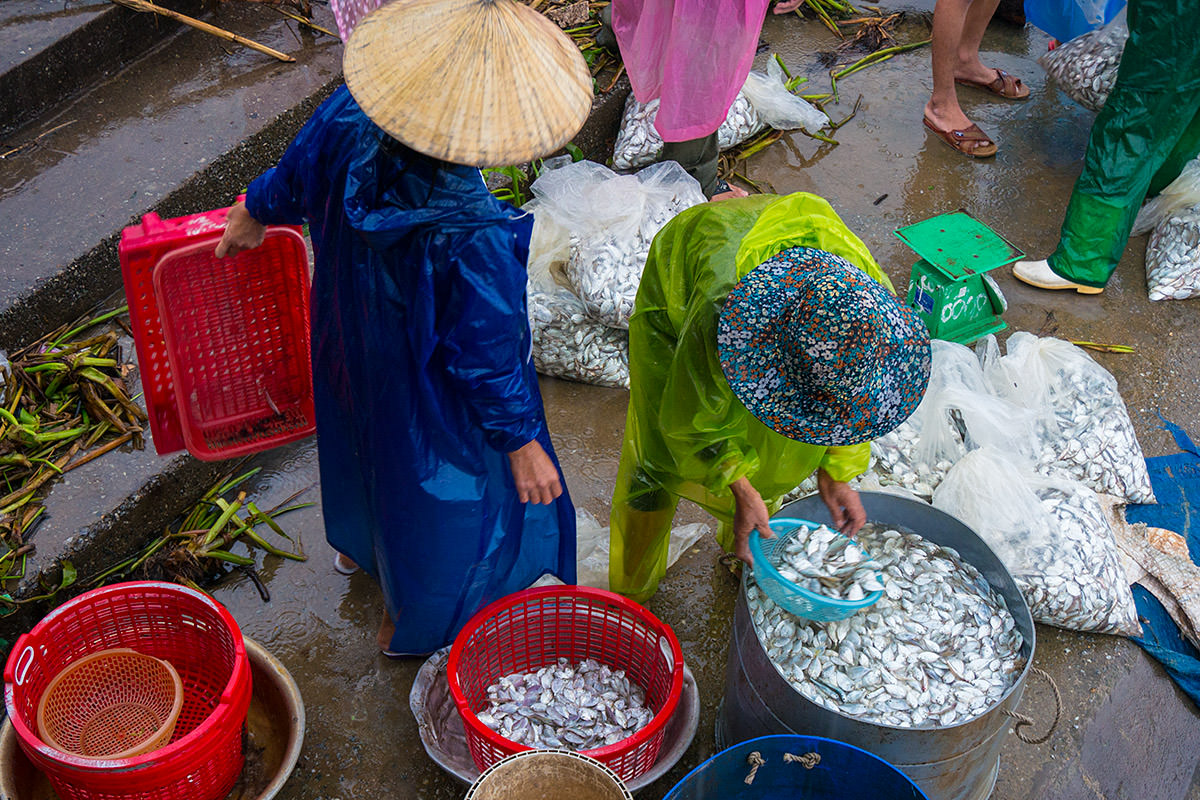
[245, 86, 576, 654]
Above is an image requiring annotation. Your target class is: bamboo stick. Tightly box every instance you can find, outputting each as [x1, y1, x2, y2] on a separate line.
[107, 0, 295, 62]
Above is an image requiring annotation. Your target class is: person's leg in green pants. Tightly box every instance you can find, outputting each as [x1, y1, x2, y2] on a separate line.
[609, 442, 680, 604]
[1014, 0, 1200, 291]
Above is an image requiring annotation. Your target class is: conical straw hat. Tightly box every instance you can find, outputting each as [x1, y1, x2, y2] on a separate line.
[344, 0, 593, 167]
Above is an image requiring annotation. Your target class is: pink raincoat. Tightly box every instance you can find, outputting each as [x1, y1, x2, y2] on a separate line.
[613, 0, 772, 141]
[331, 0, 385, 41]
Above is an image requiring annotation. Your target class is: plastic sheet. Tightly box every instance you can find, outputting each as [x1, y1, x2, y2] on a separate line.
[740, 58, 828, 134]
[1025, 0, 1125, 48]
[244, 86, 576, 655]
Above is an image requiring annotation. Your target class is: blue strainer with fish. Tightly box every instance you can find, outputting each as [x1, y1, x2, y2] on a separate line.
[749, 518, 883, 622]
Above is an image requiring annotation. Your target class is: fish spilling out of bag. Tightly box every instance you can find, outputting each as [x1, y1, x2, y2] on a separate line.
[748, 524, 1026, 729]
[529, 290, 630, 389]
[870, 419, 963, 499]
[1145, 207, 1200, 301]
[772, 523, 885, 601]
[475, 658, 654, 750]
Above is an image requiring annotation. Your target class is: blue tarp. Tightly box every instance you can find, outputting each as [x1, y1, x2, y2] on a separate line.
[1024, 0, 1124, 43]
[1123, 418, 1200, 708]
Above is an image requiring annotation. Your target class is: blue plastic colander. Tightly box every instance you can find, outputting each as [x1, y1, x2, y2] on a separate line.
[749, 518, 882, 622]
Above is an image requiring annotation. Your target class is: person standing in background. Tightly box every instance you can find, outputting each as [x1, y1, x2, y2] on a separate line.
[609, 0, 772, 198]
[921, 0, 1029, 158]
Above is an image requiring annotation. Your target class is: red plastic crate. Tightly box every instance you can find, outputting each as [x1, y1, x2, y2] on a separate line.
[447, 586, 685, 783]
[119, 207, 315, 460]
[4, 582, 251, 800]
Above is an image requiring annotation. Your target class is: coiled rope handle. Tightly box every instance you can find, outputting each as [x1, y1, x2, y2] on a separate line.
[744, 750, 822, 784]
[1003, 667, 1062, 745]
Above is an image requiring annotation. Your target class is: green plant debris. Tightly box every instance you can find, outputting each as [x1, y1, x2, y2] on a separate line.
[83, 467, 311, 596]
[0, 306, 147, 602]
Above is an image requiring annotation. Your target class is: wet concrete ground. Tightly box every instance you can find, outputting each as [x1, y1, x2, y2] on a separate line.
[24, 2, 1200, 798]
[204, 6, 1200, 799]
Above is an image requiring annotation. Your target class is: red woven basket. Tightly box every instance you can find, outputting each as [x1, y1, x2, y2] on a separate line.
[447, 586, 684, 783]
[153, 229, 315, 461]
[4, 582, 251, 800]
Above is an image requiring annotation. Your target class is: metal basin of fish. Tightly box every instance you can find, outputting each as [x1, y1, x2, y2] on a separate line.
[410, 647, 700, 792]
[719, 491, 1038, 800]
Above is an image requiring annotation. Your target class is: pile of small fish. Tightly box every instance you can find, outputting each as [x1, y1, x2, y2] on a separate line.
[1039, 17, 1127, 112]
[566, 192, 700, 329]
[611, 93, 767, 171]
[474, 658, 654, 751]
[748, 524, 1026, 729]
[1030, 361, 1154, 504]
[529, 290, 630, 388]
[870, 419, 964, 499]
[1145, 206, 1200, 301]
[1019, 482, 1142, 635]
[770, 523, 885, 602]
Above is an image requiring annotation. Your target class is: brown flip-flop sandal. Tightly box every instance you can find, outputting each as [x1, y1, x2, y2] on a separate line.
[923, 116, 998, 158]
[956, 68, 1029, 99]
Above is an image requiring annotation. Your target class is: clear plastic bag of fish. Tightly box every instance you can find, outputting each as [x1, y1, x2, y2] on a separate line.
[871, 340, 1036, 498]
[611, 92, 767, 172]
[1131, 157, 1200, 301]
[1144, 207, 1200, 301]
[530, 160, 705, 330]
[529, 290, 630, 389]
[933, 447, 1141, 636]
[746, 522, 1026, 728]
[1038, 9, 1127, 112]
[978, 332, 1154, 503]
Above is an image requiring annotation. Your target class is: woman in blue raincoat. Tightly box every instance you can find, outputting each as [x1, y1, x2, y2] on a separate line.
[214, 0, 594, 655]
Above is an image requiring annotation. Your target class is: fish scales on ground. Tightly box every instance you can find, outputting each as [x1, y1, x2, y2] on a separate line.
[774, 523, 885, 602]
[475, 658, 654, 751]
[529, 290, 630, 389]
[1145, 207, 1200, 301]
[749, 523, 1026, 729]
[611, 93, 767, 171]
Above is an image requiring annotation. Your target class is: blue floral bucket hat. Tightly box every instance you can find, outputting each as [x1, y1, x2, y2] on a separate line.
[717, 246, 931, 446]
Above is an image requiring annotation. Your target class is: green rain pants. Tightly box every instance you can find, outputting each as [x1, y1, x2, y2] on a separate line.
[1050, 0, 1200, 287]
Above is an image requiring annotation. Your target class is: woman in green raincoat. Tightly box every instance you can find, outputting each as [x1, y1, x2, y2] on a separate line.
[610, 193, 932, 602]
[1012, 0, 1200, 292]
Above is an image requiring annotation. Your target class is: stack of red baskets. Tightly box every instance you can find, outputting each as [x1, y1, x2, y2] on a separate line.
[448, 586, 684, 783]
[4, 582, 251, 800]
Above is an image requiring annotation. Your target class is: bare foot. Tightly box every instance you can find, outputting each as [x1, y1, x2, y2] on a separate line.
[376, 606, 396, 652]
[923, 99, 973, 137]
[711, 185, 750, 202]
[773, 0, 804, 13]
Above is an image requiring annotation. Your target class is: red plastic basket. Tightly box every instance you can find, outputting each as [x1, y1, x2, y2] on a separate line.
[4, 582, 251, 800]
[447, 586, 684, 783]
[119, 207, 315, 460]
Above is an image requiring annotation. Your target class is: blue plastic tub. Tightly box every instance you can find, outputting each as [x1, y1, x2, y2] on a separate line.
[663, 735, 929, 800]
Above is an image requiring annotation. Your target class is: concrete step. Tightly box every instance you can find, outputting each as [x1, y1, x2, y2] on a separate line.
[1, 0, 207, 138]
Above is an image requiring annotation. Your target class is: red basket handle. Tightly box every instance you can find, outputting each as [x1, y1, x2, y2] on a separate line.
[4, 634, 34, 686]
